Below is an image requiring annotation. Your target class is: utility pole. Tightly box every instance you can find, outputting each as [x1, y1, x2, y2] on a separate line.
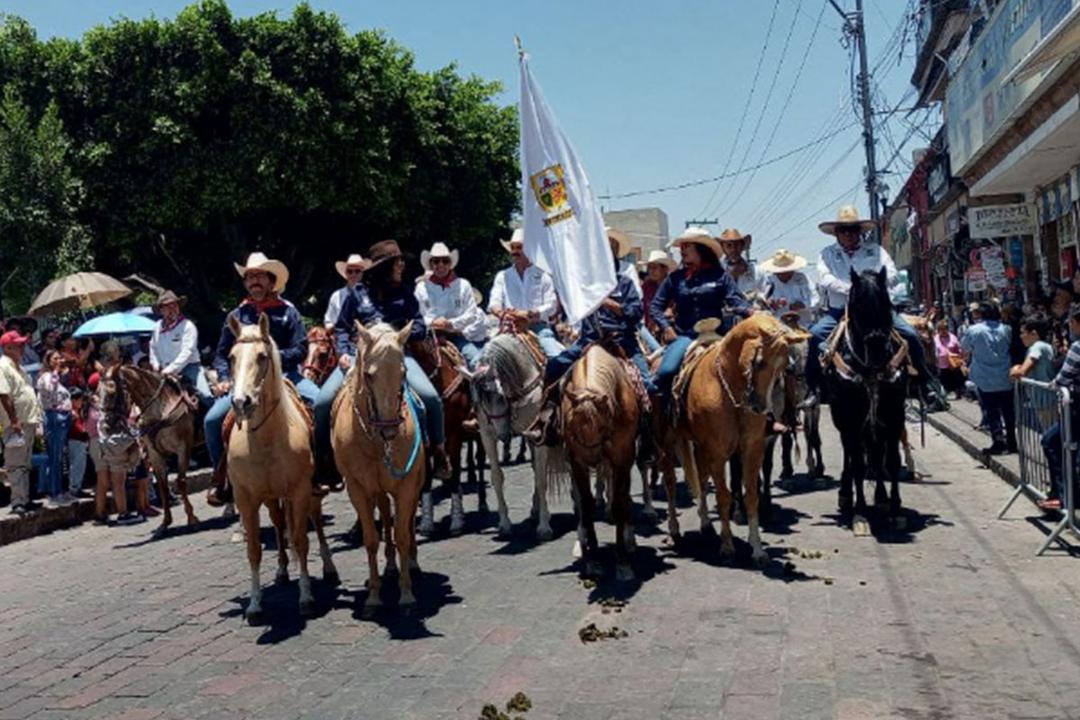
[827, 0, 880, 242]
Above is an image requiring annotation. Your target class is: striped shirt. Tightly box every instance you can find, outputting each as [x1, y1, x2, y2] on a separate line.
[1053, 340, 1080, 392]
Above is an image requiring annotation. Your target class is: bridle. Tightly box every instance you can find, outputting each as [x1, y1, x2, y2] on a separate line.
[426, 331, 466, 400]
[119, 369, 189, 442]
[714, 340, 768, 414]
[231, 334, 280, 432]
[349, 350, 421, 479]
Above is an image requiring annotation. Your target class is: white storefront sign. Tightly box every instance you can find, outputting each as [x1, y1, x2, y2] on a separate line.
[969, 204, 1037, 239]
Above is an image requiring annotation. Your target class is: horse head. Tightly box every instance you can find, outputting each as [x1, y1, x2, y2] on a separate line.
[846, 267, 895, 370]
[100, 365, 129, 420]
[461, 361, 512, 441]
[354, 321, 411, 441]
[727, 315, 811, 415]
[229, 313, 280, 423]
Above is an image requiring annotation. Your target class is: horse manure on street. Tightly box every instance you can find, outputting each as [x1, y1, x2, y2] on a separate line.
[597, 597, 626, 614]
[579, 623, 629, 643]
[478, 691, 532, 720]
[506, 692, 533, 713]
[581, 578, 596, 589]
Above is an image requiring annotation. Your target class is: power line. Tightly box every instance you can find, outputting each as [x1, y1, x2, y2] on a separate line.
[760, 181, 862, 248]
[596, 121, 858, 200]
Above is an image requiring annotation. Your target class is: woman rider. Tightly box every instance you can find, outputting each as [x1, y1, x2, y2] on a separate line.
[316, 240, 451, 479]
[650, 227, 751, 399]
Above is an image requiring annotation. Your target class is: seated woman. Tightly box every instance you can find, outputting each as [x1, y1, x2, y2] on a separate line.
[315, 240, 451, 479]
[651, 227, 751, 399]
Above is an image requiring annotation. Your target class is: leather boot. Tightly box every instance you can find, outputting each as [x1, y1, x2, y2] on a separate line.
[524, 384, 560, 445]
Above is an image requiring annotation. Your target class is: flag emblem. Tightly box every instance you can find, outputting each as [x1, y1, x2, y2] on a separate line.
[530, 164, 574, 226]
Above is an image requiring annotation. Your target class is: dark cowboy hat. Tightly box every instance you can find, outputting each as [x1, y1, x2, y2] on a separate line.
[153, 289, 187, 310]
[365, 239, 405, 270]
[3, 315, 38, 333]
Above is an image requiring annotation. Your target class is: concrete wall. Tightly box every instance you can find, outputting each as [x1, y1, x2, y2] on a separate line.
[603, 208, 670, 260]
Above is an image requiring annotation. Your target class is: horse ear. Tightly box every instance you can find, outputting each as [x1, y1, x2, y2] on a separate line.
[227, 312, 242, 338]
[877, 266, 888, 290]
[397, 322, 414, 347]
[354, 321, 373, 351]
[784, 329, 811, 345]
[849, 267, 860, 285]
[258, 312, 270, 339]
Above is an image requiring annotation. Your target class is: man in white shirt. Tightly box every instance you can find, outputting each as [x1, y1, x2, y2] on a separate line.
[149, 290, 202, 392]
[760, 249, 818, 327]
[0, 330, 43, 515]
[415, 242, 487, 367]
[324, 254, 367, 328]
[487, 228, 564, 358]
[718, 228, 767, 300]
[805, 205, 928, 403]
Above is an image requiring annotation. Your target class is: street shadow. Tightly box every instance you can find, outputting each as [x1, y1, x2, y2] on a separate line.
[1023, 515, 1080, 557]
[664, 528, 824, 583]
[815, 505, 953, 544]
[538, 545, 677, 603]
[112, 513, 238, 549]
[756, 499, 813, 536]
[219, 573, 342, 644]
[772, 473, 839, 497]
[486, 511, 577, 555]
[339, 569, 461, 640]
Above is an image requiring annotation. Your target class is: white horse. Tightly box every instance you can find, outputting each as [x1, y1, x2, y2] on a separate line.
[461, 333, 556, 539]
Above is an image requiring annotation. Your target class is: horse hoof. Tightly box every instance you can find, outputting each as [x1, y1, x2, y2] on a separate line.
[615, 564, 635, 582]
[152, 525, 169, 539]
[299, 599, 316, 618]
[361, 603, 380, 620]
[230, 531, 245, 544]
[245, 609, 263, 626]
[752, 550, 769, 568]
[418, 520, 435, 537]
[853, 516, 871, 537]
[536, 525, 554, 542]
[642, 506, 658, 522]
[572, 540, 583, 559]
[324, 570, 341, 587]
[222, 506, 237, 520]
[275, 570, 289, 585]
[188, 515, 200, 526]
[719, 543, 736, 561]
[496, 520, 513, 539]
[584, 560, 603, 578]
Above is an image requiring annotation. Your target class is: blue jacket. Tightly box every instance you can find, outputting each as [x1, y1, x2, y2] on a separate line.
[335, 283, 427, 357]
[650, 265, 749, 337]
[579, 275, 643, 353]
[213, 299, 307, 380]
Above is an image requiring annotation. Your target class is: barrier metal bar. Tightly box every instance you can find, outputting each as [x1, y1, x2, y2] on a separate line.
[999, 379, 1078, 555]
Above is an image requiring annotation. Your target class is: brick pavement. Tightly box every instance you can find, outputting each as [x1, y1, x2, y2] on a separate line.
[1, 421, 1079, 719]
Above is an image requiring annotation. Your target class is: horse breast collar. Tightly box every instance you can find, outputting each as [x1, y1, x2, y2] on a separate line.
[823, 316, 909, 382]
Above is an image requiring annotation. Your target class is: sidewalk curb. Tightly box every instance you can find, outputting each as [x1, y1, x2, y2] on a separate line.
[925, 410, 1021, 488]
[0, 468, 214, 547]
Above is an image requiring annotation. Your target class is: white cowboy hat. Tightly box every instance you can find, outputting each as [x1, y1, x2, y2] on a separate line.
[334, 253, 369, 280]
[759, 248, 808, 274]
[818, 205, 876, 235]
[420, 242, 459, 272]
[500, 227, 525, 253]
[644, 249, 676, 270]
[672, 227, 724, 259]
[605, 226, 632, 258]
[234, 252, 289, 293]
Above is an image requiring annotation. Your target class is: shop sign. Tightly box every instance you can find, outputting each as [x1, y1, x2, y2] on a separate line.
[969, 203, 1037, 238]
[967, 269, 988, 292]
[981, 245, 1008, 289]
[927, 150, 952, 208]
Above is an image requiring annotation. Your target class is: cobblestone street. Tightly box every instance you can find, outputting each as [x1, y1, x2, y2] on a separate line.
[1, 422, 1079, 720]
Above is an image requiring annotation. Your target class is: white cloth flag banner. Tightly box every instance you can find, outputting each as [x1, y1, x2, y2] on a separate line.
[518, 50, 616, 326]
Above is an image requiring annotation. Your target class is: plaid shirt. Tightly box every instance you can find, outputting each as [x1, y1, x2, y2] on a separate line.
[1054, 340, 1080, 393]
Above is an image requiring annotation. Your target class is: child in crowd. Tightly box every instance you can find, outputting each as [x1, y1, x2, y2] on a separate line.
[67, 388, 90, 499]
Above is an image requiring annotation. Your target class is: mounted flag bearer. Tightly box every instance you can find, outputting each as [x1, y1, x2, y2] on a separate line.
[414, 242, 488, 368]
[804, 205, 930, 406]
[651, 227, 751, 399]
[487, 228, 564, 359]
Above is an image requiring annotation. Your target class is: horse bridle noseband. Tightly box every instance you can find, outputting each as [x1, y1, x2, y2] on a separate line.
[231, 335, 280, 432]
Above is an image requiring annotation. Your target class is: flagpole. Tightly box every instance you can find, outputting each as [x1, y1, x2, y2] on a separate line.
[514, 35, 524, 58]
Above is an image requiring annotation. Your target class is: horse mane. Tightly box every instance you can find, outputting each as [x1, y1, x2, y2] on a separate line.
[480, 334, 536, 389]
[572, 345, 622, 400]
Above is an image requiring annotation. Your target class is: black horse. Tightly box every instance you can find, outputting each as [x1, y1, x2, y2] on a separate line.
[825, 267, 909, 530]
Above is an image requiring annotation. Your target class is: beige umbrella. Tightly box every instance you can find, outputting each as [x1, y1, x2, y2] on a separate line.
[28, 272, 132, 317]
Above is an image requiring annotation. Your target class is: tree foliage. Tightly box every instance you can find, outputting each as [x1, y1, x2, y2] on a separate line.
[0, 2, 519, 325]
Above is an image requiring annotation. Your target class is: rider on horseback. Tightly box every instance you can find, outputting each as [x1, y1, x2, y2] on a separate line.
[759, 249, 817, 327]
[149, 290, 204, 404]
[324, 253, 367, 329]
[414, 242, 488, 368]
[487, 228, 565, 359]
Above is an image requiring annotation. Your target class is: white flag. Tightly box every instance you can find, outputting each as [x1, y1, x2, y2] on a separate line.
[518, 49, 617, 326]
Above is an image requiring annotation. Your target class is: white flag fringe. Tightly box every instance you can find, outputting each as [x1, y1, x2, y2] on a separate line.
[518, 48, 616, 326]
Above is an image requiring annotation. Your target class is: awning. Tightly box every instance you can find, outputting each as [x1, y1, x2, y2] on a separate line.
[1003, 3, 1080, 84]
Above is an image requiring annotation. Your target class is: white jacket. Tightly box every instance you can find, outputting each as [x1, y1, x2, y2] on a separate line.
[488, 264, 559, 322]
[763, 272, 818, 326]
[150, 317, 199, 375]
[722, 257, 767, 299]
[415, 276, 488, 343]
[816, 242, 898, 309]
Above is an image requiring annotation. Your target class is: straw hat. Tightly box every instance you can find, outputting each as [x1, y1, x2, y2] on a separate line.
[759, 249, 808, 274]
[234, 252, 289, 293]
[818, 205, 876, 235]
[365, 240, 404, 271]
[605, 227, 632, 257]
[672, 227, 724, 258]
[420, 242, 459, 272]
[472, 287, 483, 306]
[644, 249, 676, 270]
[334, 254, 369, 280]
[500, 228, 525, 253]
[717, 228, 752, 248]
[153, 289, 187, 310]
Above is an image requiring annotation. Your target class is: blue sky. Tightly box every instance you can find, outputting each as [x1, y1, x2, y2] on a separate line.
[5, 0, 935, 263]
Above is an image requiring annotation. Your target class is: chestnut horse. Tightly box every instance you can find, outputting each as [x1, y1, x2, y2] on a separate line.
[678, 314, 809, 565]
[332, 322, 426, 615]
[302, 326, 338, 387]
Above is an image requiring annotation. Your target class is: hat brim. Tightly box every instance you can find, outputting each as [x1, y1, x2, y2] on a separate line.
[235, 259, 289, 293]
[646, 256, 677, 270]
[760, 257, 808, 273]
[606, 229, 632, 258]
[422, 249, 459, 272]
[819, 220, 876, 235]
[153, 295, 188, 310]
[673, 234, 724, 259]
[365, 253, 404, 272]
[335, 259, 368, 280]
[501, 239, 524, 253]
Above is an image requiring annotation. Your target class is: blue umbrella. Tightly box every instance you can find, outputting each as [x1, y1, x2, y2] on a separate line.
[74, 311, 156, 337]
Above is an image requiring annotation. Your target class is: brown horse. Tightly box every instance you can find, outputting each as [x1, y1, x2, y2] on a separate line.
[332, 322, 426, 616]
[302, 326, 338, 387]
[678, 313, 809, 565]
[559, 345, 640, 580]
[114, 365, 198, 536]
[227, 314, 338, 623]
[410, 332, 472, 535]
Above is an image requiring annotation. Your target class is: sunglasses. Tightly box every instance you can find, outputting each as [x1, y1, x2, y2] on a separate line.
[430, 257, 451, 265]
[345, 268, 363, 275]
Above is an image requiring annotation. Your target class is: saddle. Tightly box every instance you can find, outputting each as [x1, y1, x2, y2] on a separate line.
[671, 318, 725, 410]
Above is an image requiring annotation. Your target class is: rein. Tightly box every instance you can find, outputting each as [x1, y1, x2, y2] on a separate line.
[427, 332, 467, 400]
[351, 372, 422, 479]
[120, 371, 189, 442]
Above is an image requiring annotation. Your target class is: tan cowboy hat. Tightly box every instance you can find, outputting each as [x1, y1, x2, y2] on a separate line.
[234, 252, 289, 293]
[365, 239, 404, 270]
[500, 227, 525, 253]
[153, 289, 187, 310]
[334, 254, 369, 280]
[818, 204, 876, 235]
[717, 228, 752, 247]
[672, 227, 724, 258]
[644, 249, 676, 270]
[605, 226, 632, 257]
[420, 242, 459, 272]
[759, 248, 808, 274]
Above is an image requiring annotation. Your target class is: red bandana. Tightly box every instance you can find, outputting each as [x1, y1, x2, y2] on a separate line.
[161, 315, 185, 333]
[430, 271, 457, 289]
[242, 295, 286, 313]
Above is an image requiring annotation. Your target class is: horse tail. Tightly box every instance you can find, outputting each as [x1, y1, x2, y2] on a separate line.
[542, 443, 571, 500]
[680, 437, 702, 501]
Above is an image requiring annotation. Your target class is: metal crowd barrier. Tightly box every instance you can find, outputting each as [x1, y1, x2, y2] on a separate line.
[999, 379, 1077, 555]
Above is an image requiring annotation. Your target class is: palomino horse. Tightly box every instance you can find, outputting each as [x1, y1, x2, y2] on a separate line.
[678, 313, 810, 565]
[227, 314, 338, 623]
[411, 332, 471, 536]
[558, 345, 639, 580]
[825, 269, 909, 534]
[462, 332, 554, 539]
[332, 322, 426, 615]
[114, 365, 199, 536]
[302, 326, 338, 386]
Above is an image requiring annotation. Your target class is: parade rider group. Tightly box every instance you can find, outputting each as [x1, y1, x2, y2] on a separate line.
[136, 204, 925, 490]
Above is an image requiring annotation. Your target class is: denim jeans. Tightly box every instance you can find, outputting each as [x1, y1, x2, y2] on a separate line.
[204, 371, 319, 468]
[640, 325, 661, 353]
[448, 336, 484, 369]
[655, 335, 694, 397]
[1042, 422, 1066, 500]
[43, 409, 71, 497]
[533, 326, 565, 359]
[67, 439, 88, 493]
[979, 388, 1016, 447]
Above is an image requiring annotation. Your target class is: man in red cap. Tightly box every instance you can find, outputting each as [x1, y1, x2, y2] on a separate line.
[0, 329, 44, 514]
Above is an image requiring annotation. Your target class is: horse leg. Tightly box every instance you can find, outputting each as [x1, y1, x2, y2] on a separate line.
[681, 439, 710, 533]
[712, 458, 735, 559]
[780, 431, 795, 480]
[286, 497, 314, 617]
[475, 440, 489, 512]
[533, 446, 553, 541]
[418, 469, 435, 538]
[394, 488, 420, 611]
[501, 438, 512, 466]
[661, 448, 681, 540]
[730, 454, 746, 525]
[481, 429, 512, 537]
[377, 492, 396, 573]
[762, 436, 776, 490]
[447, 432, 465, 535]
[593, 472, 607, 521]
[638, 457, 658, 522]
[887, 435, 904, 526]
[570, 460, 600, 576]
[516, 436, 528, 464]
[851, 440, 870, 537]
[267, 500, 289, 585]
[311, 497, 339, 585]
[147, 454, 173, 537]
[613, 463, 635, 582]
[742, 436, 768, 566]
[238, 498, 264, 625]
[350, 487, 382, 617]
